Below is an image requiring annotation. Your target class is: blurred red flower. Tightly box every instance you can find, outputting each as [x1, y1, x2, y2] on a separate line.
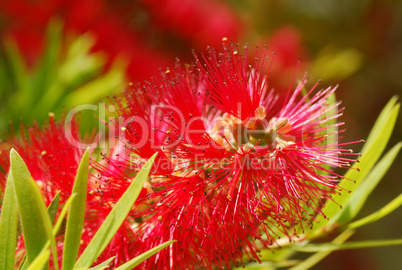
[0, 0, 243, 80]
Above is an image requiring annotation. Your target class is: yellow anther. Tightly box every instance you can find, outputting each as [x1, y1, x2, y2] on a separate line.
[255, 106, 267, 119]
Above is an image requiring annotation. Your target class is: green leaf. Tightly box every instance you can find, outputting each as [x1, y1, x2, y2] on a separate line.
[236, 260, 301, 270]
[10, 149, 59, 270]
[292, 238, 402, 252]
[310, 100, 400, 235]
[26, 250, 51, 270]
[3, 39, 29, 97]
[31, 19, 62, 100]
[64, 65, 125, 107]
[16, 189, 59, 269]
[0, 169, 18, 269]
[115, 240, 175, 270]
[361, 96, 399, 154]
[289, 229, 354, 270]
[348, 193, 402, 229]
[63, 149, 90, 270]
[318, 91, 338, 175]
[48, 191, 61, 224]
[332, 142, 402, 225]
[88, 257, 116, 270]
[310, 46, 363, 81]
[22, 193, 76, 270]
[75, 153, 157, 268]
[53, 194, 76, 236]
[20, 194, 76, 270]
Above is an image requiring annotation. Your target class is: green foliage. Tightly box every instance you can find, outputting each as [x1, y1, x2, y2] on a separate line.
[292, 238, 402, 252]
[0, 164, 19, 269]
[115, 240, 176, 270]
[10, 149, 59, 269]
[310, 46, 363, 81]
[289, 230, 354, 270]
[333, 142, 402, 225]
[47, 191, 61, 225]
[26, 250, 50, 270]
[63, 149, 90, 270]
[0, 150, 173, 269]
[0, 19, 126, 137]
[348, 193, 402, 230]
[310, 96, 400, 234]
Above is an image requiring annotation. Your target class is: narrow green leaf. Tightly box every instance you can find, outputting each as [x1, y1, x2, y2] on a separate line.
[361, 96, 398, 154]
[348, 193, 402, 229]
[311, 101, 400, 234]
[21, 194, 76, 270]
[64, 66, 125, 107]
[20, 193, 76, 270]
[332, 142, 402, 225]
[0, 170, 18, 269]
[75, 153, 157, 268]
[31, 19, 62, 99]
[88, 257, 116, 270]
[63, 149, 90, 270]
[10, 149, 59, 269]
[26, 250, 50, 270]
[292, 238, 402, 252]
[54, 194, 76, 237]
[236, 260, 301, 270]
[3, 39, 29, 96]
[319, 92, 338, 175]
[290, 229, 354, 270]
[48, 191, 61, 224]
[16, 182, 61, 268]
[115, 240, 176, 270]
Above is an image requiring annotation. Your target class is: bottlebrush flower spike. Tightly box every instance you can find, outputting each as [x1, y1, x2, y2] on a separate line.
[95, 42, 359, 269]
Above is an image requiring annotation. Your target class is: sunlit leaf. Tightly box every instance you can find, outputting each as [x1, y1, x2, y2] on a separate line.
[48, 191, 61, 224]
[88, 257, 116, 270]
[361, 96, 399, 154]
[26, 250, 50, 270]
[10, 149, 59, 269]
[236, 260, 301, 270]
[292, 238, 402, 252]
[310, 100, 400, 235]
[115, 240, 175, 270]
[332, 142, 401, 225]
[310, 46, 363, 81]
[0, 169, 18, 269]
[63, 149, 90, 270]
[348, 193, 402, 230]
[290, 230, 354, 270]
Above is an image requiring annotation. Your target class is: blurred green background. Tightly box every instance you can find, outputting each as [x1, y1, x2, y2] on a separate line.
[0, 0, 401, 269]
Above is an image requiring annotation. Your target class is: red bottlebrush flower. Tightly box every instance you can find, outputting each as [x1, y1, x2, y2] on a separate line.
[0, 0, 242, 80]
[93, 42, 359, 269]
[0, 0, 172, 78]
[254, 26, 310, 91]
[140, 0, 243, 49]
[0, 115, 85, 204]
